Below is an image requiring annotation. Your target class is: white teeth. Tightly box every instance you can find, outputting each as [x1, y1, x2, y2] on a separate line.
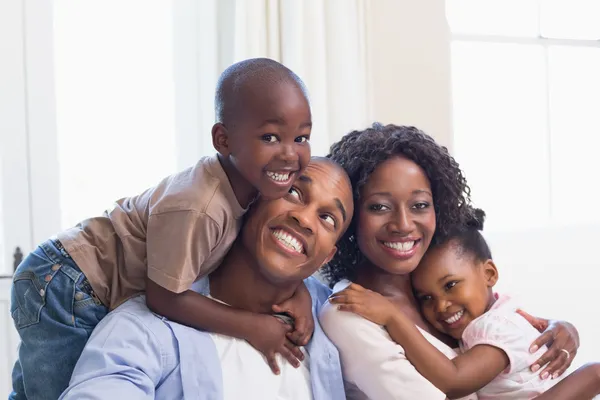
[266, 171, 291, 182]
[444, 310, 464, 324]
[383, 241, 415, 252]
[272, 229, 304, 254]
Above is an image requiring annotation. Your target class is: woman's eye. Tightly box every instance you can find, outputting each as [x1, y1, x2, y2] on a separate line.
[322, 214, 336, 227]
[262, 134, 278, 143]
[368, 204, 389, 212]
[295, 136, 309, 143]
[288, 187, 300, 199]
[413, 202, 430, 210]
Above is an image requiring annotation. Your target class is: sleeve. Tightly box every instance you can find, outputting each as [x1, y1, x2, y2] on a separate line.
[319, 301, 447, 400]
[59, 311, 165, 400]
[461, 311, 535, 374]
[147, 210, 221, 293]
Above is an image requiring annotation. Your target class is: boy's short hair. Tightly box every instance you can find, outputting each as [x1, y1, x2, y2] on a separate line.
[214, 58, 308, 126]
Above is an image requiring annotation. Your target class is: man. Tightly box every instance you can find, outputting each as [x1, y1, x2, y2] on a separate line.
[59, 157, 354, 400]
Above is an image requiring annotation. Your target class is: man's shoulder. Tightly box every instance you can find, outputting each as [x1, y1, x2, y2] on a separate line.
[106, 295, 175, 337]
[304, 276, 331, 305]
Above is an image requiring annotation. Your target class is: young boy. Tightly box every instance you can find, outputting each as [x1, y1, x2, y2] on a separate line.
[10, 58, 314, 400]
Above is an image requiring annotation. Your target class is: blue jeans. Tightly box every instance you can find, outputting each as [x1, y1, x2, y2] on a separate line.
[9, 239, 108, 400]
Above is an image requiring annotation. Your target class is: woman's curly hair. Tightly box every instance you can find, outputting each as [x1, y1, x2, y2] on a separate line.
[321, 123, 474, 285]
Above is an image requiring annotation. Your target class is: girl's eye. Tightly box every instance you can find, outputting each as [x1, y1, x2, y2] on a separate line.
[322, 214, 336, 227]
[295, 136, 309, 143]
[288, 187, 300, 199]
[419, 295, 432, 302]
[445, 281, 458, 291]
[262, 134, 278, 143]
[368, 204, 390, 212]
[413, 202, 430, 210]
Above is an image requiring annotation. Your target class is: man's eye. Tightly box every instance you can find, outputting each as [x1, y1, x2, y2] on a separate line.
[262, 134, 278, 143]
[288, 187, 300, 199]
[322, 214, 336, 227]
[295, 136, 309, 143]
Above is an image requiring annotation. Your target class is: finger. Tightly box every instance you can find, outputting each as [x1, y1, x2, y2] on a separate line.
[279, 345, 301, 368]
[531, 343, 559, 372]
[529, 331, 554, 354]
[267, 353, 281, 375]
[348, 283, 366, 291]
[284, 339, 305, 362]
[287, 329, 304, 345]
[517, 309, 548, 333]
[539, 351, 569, 380]
[337, 304, 362, 314]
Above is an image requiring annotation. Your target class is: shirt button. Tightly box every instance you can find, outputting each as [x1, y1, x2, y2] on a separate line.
[51, 264, 60, 271]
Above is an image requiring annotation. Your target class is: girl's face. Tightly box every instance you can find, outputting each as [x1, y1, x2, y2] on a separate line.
[411, 242, 498, 339]
[356, 156, 436, 276]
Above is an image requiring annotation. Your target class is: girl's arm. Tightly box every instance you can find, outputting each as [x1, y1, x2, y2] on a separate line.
[330, 283, 508, 399]
[533, 363, 600, 400]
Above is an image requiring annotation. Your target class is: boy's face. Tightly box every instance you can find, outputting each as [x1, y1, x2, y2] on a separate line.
[219, 81, 312, 200]
[242, 160, 353, 285]
[411, 242, 498, 339]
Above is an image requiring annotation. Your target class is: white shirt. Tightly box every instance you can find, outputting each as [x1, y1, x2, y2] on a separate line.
[319, 280, 478, 400]
[209, 297, 313, 400]
[460, 294, 559, 399]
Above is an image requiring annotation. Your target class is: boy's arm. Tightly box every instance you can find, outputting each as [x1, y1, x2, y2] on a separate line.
[386, 314, 509, 399]
[272, 281, 315, 346]
[534, 363, 600, 399]
[146, 278, 304, 374]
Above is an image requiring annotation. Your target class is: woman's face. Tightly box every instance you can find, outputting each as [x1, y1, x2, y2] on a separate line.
[356, 156, 436, 275]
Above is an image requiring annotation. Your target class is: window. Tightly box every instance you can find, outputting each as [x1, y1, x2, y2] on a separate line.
[448, 0, 600, 231]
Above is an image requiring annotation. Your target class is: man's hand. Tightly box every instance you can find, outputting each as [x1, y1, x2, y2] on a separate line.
[272, 282, 315, 346]
[245, 314, 305, 375]
[517, 309, 580, 379]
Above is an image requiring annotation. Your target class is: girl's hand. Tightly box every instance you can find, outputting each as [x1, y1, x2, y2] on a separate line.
[329, 283, 398, 326]
[517, 309, 579, 379]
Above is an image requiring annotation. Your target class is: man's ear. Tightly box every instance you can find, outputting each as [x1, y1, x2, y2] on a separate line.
[322, 246, 337, 267]
[482, 259, 499, 287]
[212, 123, 230, 155]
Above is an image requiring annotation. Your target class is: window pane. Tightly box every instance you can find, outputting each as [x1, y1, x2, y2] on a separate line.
[548, 46, 600, 224]
[451, 42, 550, 230]
[54, 2, 178, 228]
[540, 0, 600, 40]
[446, 0, 539, 37]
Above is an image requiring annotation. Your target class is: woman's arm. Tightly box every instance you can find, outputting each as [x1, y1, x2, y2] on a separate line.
[534, 363, 600, 400]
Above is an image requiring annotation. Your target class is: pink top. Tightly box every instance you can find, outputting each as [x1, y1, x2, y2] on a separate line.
[460, 294, 560, 399]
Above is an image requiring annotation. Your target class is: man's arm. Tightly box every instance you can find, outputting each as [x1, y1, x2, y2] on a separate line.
[59, 303, 169, 400]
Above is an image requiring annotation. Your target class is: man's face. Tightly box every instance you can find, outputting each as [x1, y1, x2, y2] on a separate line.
[243, 159, 354, 285]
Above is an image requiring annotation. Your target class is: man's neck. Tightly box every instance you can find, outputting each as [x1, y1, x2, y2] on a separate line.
[209, 240, 300, 314]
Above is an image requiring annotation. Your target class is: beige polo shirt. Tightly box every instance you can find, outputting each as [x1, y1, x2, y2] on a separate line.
[57, 155, 246, 310]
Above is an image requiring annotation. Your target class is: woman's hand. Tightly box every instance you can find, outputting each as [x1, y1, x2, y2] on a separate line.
[517, 309, 580, 379]
[329, 283, 399, 326]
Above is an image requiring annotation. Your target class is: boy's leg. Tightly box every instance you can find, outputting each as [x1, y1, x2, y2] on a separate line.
[9, 239, 108, 400]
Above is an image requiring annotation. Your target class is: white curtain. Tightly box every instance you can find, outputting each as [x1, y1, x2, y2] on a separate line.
[173, 0, 371, 168]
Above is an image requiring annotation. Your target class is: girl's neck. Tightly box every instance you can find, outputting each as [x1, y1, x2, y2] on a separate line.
[354, 260, 458, 348]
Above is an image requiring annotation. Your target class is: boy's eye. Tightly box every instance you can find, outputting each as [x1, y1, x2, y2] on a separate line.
[295, 136, 309, 143]
[368, 203, 390, 212]
[262, 134, 279, 143]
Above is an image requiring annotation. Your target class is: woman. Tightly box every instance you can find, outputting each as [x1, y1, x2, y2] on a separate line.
[319, 124, 579, 400]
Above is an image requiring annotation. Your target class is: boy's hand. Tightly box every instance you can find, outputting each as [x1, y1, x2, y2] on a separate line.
[245, 314, 305, 375]
[272, 282, 315, 346]
[329, 283, 398, 326]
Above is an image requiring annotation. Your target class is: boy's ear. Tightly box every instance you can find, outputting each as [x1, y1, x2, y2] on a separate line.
[212, 123, 230, 155]
[482, 259, 499, 287]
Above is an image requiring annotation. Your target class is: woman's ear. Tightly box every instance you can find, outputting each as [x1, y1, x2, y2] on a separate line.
[482, 259, 499, 287]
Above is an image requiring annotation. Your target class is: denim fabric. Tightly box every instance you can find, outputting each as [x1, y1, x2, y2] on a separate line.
[9, 239, 108, 400]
